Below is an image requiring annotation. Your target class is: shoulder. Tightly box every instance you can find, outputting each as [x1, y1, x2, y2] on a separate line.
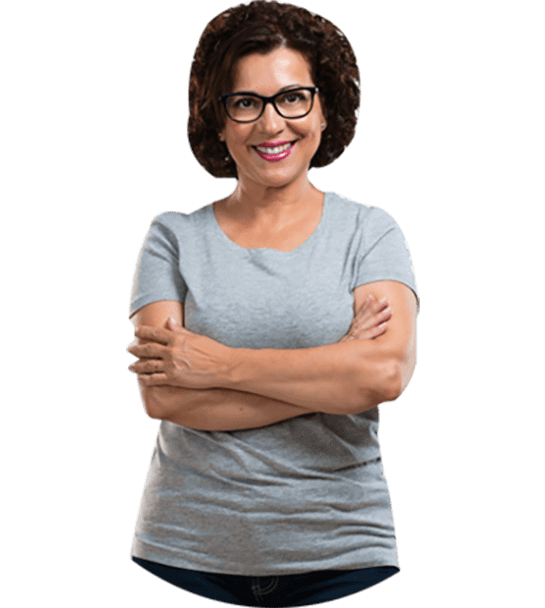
[147, 204, 211, 241]
[151, 210, 187, 232]
[152, 202, 212, 225]
[326, 191, 403, 237]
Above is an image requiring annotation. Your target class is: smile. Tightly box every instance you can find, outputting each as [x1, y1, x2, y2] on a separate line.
[253, 141, 296, 161]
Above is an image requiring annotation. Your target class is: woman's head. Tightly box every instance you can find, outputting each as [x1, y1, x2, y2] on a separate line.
[188, 0, 360, 178]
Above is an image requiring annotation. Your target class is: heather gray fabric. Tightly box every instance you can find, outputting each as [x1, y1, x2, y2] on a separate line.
[129, 191, 419, 576]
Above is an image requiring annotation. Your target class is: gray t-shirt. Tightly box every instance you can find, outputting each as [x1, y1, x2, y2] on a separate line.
[129, 191, 419, 576]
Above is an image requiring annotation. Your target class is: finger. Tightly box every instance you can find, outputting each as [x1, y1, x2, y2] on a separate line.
[134, 325, 171, 345]
[370, 297, 389, 314]
[355, 294, 375, 315]
[369, 322, 388, 338]
[359, 294, 374, 307]
[167, 316, 187, 332]
[353, 296, 388, 324]
[352, 302, 376, 327]
[129, 359, 164, 374]
[377, 305, 392, 321]
[353, 305, 392, 332]
[354, 321, 388, 340]
[352, 300, 389, 327]
[137, 373, 170, 386]
[127, 342, 166, 358]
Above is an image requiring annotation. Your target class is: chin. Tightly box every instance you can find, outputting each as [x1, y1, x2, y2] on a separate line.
[251, 166, 310, 190]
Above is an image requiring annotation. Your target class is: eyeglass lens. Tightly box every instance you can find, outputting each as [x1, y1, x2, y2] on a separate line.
[225, 89, 314, 121]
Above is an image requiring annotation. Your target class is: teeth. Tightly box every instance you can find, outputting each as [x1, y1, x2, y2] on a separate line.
[256, 142, 293, 154]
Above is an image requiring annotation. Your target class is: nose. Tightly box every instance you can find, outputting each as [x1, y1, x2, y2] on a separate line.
[257, 100, 284, 135]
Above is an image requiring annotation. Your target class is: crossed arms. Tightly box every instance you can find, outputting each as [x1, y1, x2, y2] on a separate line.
[127, 281, 417, 431]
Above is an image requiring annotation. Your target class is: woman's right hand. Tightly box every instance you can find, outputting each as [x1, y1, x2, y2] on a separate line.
[339, 295, 392, 343]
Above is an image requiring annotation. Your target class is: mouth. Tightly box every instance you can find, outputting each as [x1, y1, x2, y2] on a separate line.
[252, 141, 296, 162]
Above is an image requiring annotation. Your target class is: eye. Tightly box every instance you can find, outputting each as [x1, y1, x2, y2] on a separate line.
[280, 92, 306, 104]
[286, 93, 305, 102]
[231, 96, 259, 109]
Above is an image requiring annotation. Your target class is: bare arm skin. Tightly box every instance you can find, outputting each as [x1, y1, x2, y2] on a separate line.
[128, 294, 394, 430]
[163, 387, 317, 431]
[129, 300, 316, 428]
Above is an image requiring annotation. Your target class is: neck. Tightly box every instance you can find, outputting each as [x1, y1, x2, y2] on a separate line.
[225, 177, 322, 225]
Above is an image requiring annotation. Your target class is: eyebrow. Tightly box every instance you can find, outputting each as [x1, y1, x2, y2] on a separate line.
[231, 84, 306, 95]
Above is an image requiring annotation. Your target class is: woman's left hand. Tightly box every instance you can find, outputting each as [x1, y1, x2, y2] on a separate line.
[127, 316, 234, 389]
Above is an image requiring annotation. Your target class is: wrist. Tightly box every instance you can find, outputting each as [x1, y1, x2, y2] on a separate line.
[221, 345, 243, 390]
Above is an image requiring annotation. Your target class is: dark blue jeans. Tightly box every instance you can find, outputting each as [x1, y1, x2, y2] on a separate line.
[132, 556, 399, 606]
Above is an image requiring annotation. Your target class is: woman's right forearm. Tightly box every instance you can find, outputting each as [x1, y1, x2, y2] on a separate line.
[148, 385, 316, 431]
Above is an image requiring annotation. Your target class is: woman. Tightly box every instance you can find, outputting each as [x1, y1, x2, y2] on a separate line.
[127, 1, 419, 605]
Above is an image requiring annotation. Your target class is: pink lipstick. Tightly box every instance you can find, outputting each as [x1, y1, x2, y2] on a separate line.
[257, 140, 293, 147]
[253, 140, 296, 162]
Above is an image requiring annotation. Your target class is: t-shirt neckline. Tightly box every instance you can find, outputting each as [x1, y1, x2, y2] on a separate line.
[209, 190, 329, 255]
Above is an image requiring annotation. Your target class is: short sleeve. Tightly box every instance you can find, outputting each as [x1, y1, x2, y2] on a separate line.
[129, 214, 188, 318]
[354, 208, 420, 313]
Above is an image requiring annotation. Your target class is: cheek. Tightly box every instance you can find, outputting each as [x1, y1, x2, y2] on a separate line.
[230, 125, 251, 143]
[291, 117, 322, 139]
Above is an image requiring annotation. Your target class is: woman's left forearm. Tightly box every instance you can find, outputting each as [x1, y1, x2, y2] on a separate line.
[129, 299, 401, 416]
[221, 340, 394, 415]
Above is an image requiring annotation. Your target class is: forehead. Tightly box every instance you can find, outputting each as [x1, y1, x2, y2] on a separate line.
[231, 47, 314, 94]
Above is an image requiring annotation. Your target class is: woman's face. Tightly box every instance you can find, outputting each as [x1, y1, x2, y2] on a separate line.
[220, 47, 326, 192]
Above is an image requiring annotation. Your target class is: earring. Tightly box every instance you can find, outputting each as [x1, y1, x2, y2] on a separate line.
[321, 123, 326, 129]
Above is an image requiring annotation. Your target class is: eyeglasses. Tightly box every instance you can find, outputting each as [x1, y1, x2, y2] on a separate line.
[220, 86, 320, 123]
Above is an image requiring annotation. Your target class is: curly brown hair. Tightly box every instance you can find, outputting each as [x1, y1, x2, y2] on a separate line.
[188, 0, 360, 178]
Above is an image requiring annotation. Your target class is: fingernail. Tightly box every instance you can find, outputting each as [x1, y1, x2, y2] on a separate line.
[168, 315, 177, 325]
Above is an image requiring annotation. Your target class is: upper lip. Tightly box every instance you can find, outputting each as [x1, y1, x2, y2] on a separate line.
[254, 140, 295, 148]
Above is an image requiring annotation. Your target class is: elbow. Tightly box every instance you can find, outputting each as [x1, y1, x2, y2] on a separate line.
[380, 352, 417, 403]
[138, 382, 167, 420]
[351, 335, 417, 414]
[146, 400, 164, 420]
[380, 360, 404, 402]
[144, 395, 164, 420]
[352, 359, 405, 414]
[357, 359, 403, 412]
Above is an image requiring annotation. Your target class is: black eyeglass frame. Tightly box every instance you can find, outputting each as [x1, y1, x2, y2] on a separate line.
[219, 86, 320, 123]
